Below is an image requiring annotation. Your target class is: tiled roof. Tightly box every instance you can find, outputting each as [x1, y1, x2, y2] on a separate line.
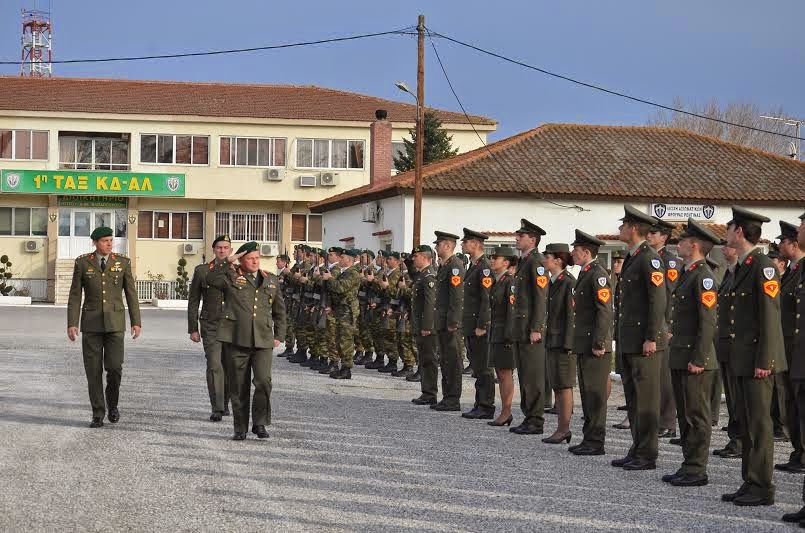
[0, 76, 495, 125]
[311, 124, 805, 212]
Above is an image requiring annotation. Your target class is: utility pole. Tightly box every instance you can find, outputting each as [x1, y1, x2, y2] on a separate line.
[760, 115, 803, 161]
[412, 14, 425, 247]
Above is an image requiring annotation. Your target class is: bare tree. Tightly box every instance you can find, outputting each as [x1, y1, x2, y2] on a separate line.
[648, 97, 795, 157]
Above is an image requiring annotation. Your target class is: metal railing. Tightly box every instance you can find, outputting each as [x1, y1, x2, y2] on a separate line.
[4, 278, 48, 301]
[135, 280, 190, 302]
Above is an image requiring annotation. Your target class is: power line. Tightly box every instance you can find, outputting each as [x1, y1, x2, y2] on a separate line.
[426, 29, 587, 212]
[430, 30, 805, 143]
[0, 27, 414, 65]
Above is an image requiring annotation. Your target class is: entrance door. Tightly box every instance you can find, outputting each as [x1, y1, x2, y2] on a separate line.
[58, 208, 128, 259]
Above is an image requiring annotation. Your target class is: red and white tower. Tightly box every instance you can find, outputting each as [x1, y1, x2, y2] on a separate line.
[20, 9, 53, 77]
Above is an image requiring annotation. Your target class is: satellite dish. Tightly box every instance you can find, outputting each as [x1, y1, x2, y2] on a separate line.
[788, 142, 798, 159]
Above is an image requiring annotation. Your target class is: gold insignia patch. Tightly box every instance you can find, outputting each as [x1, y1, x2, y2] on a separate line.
[509, 294, 515, 305]
[667, 269, 678, 282]
[650, 272, 664, 287]
[481, 276, 493, 289]
[536, 275, 548, 289]
[763, 280, 780, 298]
[701, 290, 716, 308]
[597, 288, 611, 304]
[450, 275, 461, 287]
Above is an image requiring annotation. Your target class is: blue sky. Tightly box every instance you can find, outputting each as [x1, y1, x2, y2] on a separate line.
[1, 0, 802, 141]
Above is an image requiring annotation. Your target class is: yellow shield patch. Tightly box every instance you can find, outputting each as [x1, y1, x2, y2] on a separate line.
[763, 280, 780, 298]
[597, 288, 611, 304]
[650, 271, 664, 287]
[701, 290, 717, 308]
[481, 276, 493, 289]
[536, 275, 548, 289]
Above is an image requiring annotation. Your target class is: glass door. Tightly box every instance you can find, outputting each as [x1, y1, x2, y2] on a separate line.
[57, 208, 128, 259]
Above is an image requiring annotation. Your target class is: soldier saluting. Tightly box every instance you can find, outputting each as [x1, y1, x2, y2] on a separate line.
[67, 226, 141, 428]
[188, 235, 232, 422]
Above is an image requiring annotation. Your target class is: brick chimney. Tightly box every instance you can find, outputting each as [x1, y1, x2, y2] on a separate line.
[370, 109, 392, 188]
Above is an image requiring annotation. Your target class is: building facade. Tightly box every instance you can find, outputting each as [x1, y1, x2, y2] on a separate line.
[0, 77, 496, 302]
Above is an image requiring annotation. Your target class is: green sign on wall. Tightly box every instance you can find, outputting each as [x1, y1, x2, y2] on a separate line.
[0, 169, 185, 197]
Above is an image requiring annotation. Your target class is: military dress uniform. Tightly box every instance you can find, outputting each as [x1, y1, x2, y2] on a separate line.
[568, 231, 613, 455]
[776, 221, 805, 474]
[67, 227, 141, 426]
[714, 256, 743, 457]
[545, 244, 576, 396]
[613, 206, 667, 470]
[411, 247, 438, 405]
[721, 207, 786, 506]
[207, 243, 286, 440]
[460, 228, 494, 419]
[188, 236, 232, 419]
[510, 219, 549, 434]
[433, 233, 466, 411]
[664, 220, 720, 486]
[488, 251, 515, 372]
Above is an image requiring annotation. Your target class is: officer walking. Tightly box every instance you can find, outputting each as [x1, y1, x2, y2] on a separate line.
[510, 219, 549, 435]
[611, 206, 666, 471]
[67, 226, 141, 428]
[662, 219, 720, 487]
[720, 207, 785, 506]
[188, 235, 232, 421]
[207, 241, 286, 441]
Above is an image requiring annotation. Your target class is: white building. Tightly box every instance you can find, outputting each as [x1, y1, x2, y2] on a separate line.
[311, 123, 805, 267]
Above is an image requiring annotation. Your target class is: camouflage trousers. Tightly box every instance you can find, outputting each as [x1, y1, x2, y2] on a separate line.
[295, 310, 311, 352]
[355, 306, 374, 353]
[396, 329, 417, 367]
[324, 312, 339, 362]
[284, 317, 296, 351]
[369, 308, 392, 358]
[336, 311, 358, 368]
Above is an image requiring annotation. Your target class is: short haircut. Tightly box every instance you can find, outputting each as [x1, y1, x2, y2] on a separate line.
[629, 221, 652, 238]
[576, 244, 599, 258]
[730, 221, 762, 245]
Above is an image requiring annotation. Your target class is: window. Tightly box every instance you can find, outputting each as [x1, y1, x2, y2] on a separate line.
[0, 130, 48, 160]
[295, 139, 364, 169]
[215, 212, 280, 242]
[291, 214, 322, 242]
[59, 137, 129, 170]
[219, 136, 286, 167]
[137, 210, 203, 240]
[0, 207, 47, 236]
[140, 134, 209, 165]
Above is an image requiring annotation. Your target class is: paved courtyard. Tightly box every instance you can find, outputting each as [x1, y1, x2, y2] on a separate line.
[0, 306, 802, 532]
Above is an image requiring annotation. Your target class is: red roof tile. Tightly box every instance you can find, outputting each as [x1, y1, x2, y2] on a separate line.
[311, 124, 805, 212]
[0, 76, 495, 125]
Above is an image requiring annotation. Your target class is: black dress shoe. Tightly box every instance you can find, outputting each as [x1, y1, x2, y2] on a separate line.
[210, 412, 223, 422]
[782, 508, 805, 523]
[411, 396, 437, 405]
[720, 425, 728, 431]
[510, 423, 543, 435]
[721, 484, 749, 502]
[462, 407, 494, 420]
[715, 448, 742, 458]
[669, 438, 683, 446]
[232, 432, 247, 441]
[567, 443, 583, 452]
[662, 471, 683, 483]
[623, 459, 656, 471]
[430, 402, 461, 412]
[289, 350, 308, 363]
[733, 493, 774, 506]
[670, 474, 708, 487]
[378, 361, 398, 373]
[252, 425, 269, 439]
[406, 369, 422, 382]
[107, 408, 120, 423]
[330, 367, 352, 380]
[611, 456, 633, 467]
[223, 407, 231, 416]
[612, 421, 630, 430]
[776, 461, 805, 474]
[571, 446, 604, 456]
[392, 365, 414, 378]
[616, 405, 628, 411]
[657, 428, 675, 438]
[89, 417, 104, 428]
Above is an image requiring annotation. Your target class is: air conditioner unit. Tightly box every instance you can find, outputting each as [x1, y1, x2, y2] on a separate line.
[24, 240, 44, 253]
[320, 172, 339, 187]
[182, 243, 200, 255]
[265, 168, 285, 181]
[361, 203, 378, 223]
[260, 243, 279, 257]
[299, 175, 317, 187]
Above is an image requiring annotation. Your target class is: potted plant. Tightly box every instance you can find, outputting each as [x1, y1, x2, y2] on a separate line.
[0, 255, 31, 306]
[149, 261, 189, 309]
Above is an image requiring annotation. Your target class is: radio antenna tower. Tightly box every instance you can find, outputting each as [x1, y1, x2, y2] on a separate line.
[20, 7, 53, 77]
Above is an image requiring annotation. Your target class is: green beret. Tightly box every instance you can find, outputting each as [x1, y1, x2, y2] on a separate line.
[344, 248, 360, 257]
[387, 251, 401, 260]
[412, 244, 433, 255]
[212, 235, 231, 247]
[90, 226, 113, 241]
[277, 254, 290, 262]
[236, 241, 259, 254]
[318, 248, 326, 258]
[328, 246, 344, 255]
[363, 249, 375, 259]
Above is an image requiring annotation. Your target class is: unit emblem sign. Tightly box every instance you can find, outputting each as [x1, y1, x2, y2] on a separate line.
[650, 203, 716, 221]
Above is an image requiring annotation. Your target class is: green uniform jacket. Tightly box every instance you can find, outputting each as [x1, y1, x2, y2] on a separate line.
[715, 266, 735, 363]
[68, 252, 141, 333]
[462, 255, 492, 332]
[726, 248, 786, 376]
[790, 262, 805, 380]
[412, 265, 437, 334]
[572, 260, 613, 354]
[511, 248, 548, 343]
[658, 247, 681, 349]
[435, 255, 465, 331]
[489, 272, 514, 344]
[187, 260, 225, 335]
[207, 260, 286, 349]
[617, 241, 666, 355]
[781, 258, 805, 341]
[668, 259, 717, 370]
[546, 271, 575, 351]
[326, 264, 360, 318]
